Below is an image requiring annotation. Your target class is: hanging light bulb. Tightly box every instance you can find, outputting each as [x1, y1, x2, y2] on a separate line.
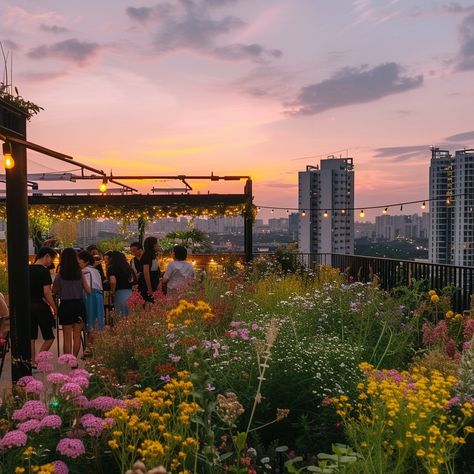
[3, 142, 14, 169]
[341, 209, 346, 214]
[286, 209, 289, 214]
[257, 207, 261, 212]
[271, 208, 274, 214]
[359, 210, 365, 218]
[323, 210, 328, 218]
[446, 196, 451, 205]
[383, 207, 388, 214]
[99, 178, 108, 193]
[421, 201, 426, 210]
[301, 210, 306, 217]
[400, 204, 403, 211]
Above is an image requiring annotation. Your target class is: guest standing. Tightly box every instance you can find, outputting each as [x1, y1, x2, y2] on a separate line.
[108, 251, 135, 317]
[129, 241, 144, 281]
[78, 250, 105, 331]
[162, 246, 195, 296]
[138, 236, 161, 302]
[29, 247, 57, 363]
[53, 248, 90, 356]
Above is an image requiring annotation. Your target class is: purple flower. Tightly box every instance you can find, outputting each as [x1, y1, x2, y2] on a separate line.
[206, 383, 216, 391]
[36, 361, 54, 373]
[80, 414, 106, 437]
[73, 395, 90, 409]
[169, 354, 181, 363]
[35, 351, 54, 363]
[47, 372, 69, 385]
[228, 330, 238, 339]
[0, 430, 28, 448]
[230, 321, 242, 328]
[24, 379, 44, 394]
[39, 415, 62, 430]
[56, 438, 85, 458]
[58, 354, 78, 367]
[160, 375, 171, 383]
[17, 419, 40, 433]
[70, 368, 90, 379]
[12, 400, 47, 421]
[17, 375, 35, 387]
[239, 328, 250, 341]
[52, 460, 69, 474]
[69, 376, 89, 389]
[88, 396, 125, 411]
[59, 383, 83, 398]
[251, 323, 259, 330]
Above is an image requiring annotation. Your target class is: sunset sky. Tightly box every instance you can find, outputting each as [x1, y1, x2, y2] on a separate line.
[1, 0, 474, 220]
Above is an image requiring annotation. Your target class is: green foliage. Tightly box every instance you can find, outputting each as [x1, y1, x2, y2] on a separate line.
[97, 237, 129, 252]
[162, 227, 211, 252]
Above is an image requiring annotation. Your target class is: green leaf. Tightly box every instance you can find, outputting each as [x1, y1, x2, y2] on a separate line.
[234, 432, 247, 453]
[275, 445, 289, 452]
[219, 452, 234, 462]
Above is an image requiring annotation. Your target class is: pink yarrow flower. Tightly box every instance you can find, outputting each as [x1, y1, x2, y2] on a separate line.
[52, 460, 69, 474]
[12, 400, 47, 421]
[47, 372, 69, 385]
[88, 396, 125, 411]
[0, 430, 27, 448]
[56, 438, 85, 458]
[59, 382, 83, 398]
[80, 414, 106, 437]
[24, 379, 44, 394]
[35, 351, 54, 363]
[17, 419, 41, 433]
[58, 354, 78, 367]
[39, 415, 62, 430]
[17, 375, 35, 387]
[36, 361, 54, 373]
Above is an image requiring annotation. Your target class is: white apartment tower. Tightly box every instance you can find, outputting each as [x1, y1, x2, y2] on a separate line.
[429, 148, 474, 266]
[298, 157, 354, 257]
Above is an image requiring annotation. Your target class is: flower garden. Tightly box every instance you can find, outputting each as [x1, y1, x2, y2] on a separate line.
[1, 261, 473, 474]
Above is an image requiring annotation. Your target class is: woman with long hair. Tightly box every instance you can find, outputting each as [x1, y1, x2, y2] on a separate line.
[138, 236, 161, 302]
[53, 248, 90, 357]
[108, 250, 135, 316]
[78, 250, 105, 331]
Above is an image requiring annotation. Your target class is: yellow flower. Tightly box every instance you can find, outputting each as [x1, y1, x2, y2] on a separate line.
[464, 426, 474, 433]
[15, 468, 25, 474]
[416, 449, 426, 457]
[108, 439, 119, 449]
[431, 294, 440, 303]
[428, 290, 437, 296]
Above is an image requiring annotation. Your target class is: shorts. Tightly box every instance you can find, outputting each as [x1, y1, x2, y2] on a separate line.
[58, 299, 86, 326]
[30, 302, 55, 341]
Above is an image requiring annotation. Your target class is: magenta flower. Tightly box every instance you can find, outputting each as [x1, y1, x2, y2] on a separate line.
[17, 375, 35, 387]
[24, 379, 44, 394]
[69, 376, 89, 389]
[12, 400, 47, 421]
[0, 430, 27, 448]
[39, 415, 62, 430]
[35, 351, 54, 363]
[80, 414, 106, 437]
[88, 396, 125, 411]
[58, 354, 78, 367]
[56, 438, 86, 458]
[52, 460, 69, 474]
[17, 419, 41, 433]
[169, 354, 181, 363]
[37, 361, 54, 373]
[47, 372, 69, 385]
[73, 395, 90, 409]
[70, 368, 90, 379]
[59, 382, 83, 398]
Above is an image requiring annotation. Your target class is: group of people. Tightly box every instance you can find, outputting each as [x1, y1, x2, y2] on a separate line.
[29, 236, 195, 361]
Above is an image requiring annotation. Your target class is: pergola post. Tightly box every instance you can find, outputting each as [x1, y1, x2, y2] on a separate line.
[244, 178, 253, 262]
[138, 216, 146, 245]
[0, 99, 32, 381]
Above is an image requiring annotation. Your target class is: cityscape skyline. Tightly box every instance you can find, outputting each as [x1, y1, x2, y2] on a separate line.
[1, 0, 474, 220]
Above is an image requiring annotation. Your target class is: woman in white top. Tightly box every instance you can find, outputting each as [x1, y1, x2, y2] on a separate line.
[162, 245, 195, 295]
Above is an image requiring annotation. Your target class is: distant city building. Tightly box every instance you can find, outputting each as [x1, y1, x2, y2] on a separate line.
[298, 157, 354, 257]
[355, 221, 376, 239]
[288, 212, 299, 241]
[77, 219, 97, 247]
[429, 148, 474, 266]
[375, 213, 429, 240]
[268, 218, 289, 232]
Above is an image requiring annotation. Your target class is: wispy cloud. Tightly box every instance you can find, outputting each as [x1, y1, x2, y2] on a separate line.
[126, 1, 282, 63]
[445, 130, 474, 142]
[455, 12, 474, 70]
[27, 38, 103, 66]
[286, 63, 423, 116]
[20, 71, 68, 82]
[0, 39, 21, 52]
[40, 23, 69, 34]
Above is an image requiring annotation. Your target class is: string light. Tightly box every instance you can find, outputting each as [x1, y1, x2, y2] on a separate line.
[400, 204, 403, 211]
[341, 209, 346, 214]
[323, 210, 328, 218]
[446, 196, 451, 205]
[3, 142, 14, 170]
[383, 207, 388, 214]
[301, 210, 306, 217]
[99, 178, 108, 193]
[421, 201, 426, 209]
[271, 208, 274, 214]
[359, 210, 365, 218]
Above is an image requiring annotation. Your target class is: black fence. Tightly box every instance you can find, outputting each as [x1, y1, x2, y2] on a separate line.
[257, 252, 474, 312]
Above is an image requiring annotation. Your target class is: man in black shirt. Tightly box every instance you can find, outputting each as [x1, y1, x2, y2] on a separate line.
[130, 241, 144, 280]
[29, 247, 57, 362]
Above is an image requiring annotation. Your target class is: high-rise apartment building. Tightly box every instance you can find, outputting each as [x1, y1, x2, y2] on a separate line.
[298, 157, 354, 257]
[429, 148, 474, 266]
[375, 213, 429, 241]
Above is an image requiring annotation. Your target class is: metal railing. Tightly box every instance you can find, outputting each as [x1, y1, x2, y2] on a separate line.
[295, 253, 474, 312]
